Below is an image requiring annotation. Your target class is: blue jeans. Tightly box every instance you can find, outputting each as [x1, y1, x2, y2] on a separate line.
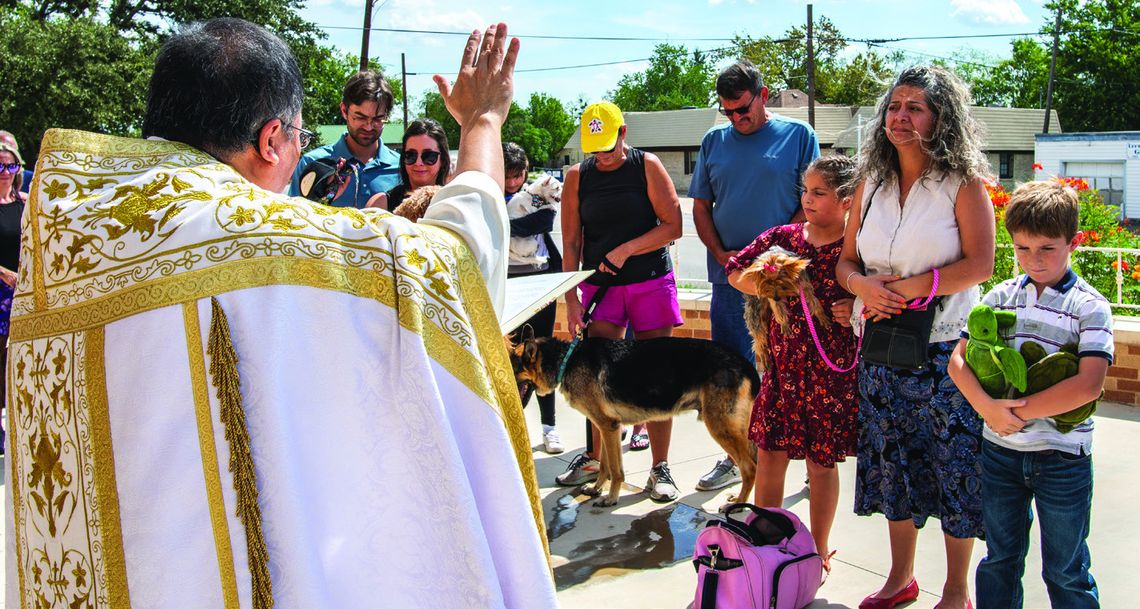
[976, 440, 1098, 609]
[710, 283, 754, 366]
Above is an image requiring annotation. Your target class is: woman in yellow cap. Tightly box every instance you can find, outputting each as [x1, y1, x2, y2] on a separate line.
[556, 101, 685, 502]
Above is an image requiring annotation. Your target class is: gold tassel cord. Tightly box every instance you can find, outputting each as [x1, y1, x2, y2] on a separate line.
[208, 297, 274, 609]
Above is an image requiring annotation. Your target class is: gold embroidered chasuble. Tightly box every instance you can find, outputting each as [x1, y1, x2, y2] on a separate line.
[5, 129, 555, 609]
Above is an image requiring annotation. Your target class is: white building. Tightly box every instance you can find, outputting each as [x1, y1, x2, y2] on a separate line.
[1036, 132, 1140, 218]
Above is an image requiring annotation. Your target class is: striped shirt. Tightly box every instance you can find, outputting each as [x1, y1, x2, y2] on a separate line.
[969, 269, 1113, 455]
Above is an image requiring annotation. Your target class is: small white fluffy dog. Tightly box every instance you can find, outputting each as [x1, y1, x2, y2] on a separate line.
[506, 174, 562, 266]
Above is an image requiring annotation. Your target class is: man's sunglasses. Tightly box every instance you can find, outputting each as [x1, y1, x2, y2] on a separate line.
[403, 149, 441, 166]
[0, 163, 21, 174]
[719, 93, 758, 118]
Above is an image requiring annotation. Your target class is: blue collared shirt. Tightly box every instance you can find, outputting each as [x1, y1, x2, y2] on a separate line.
[290, 134, 401, 208]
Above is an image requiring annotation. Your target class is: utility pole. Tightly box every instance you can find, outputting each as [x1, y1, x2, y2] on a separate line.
[1043, 6, 1062, 134]
[401, 53, 409, 128]
[806, 3, 816, 128]
[359, 0, 374, 71]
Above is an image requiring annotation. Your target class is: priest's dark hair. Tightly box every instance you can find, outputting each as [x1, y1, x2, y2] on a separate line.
[142, 18, 304, 160]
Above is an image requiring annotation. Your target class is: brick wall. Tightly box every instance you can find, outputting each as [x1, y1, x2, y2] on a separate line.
[1103, 318, 1140, 404]
[550, 290, 1140, 407]
[551, 289, 713, 339]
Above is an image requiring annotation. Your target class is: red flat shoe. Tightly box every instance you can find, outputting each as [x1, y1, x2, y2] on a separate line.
[858, 578, 919, 609]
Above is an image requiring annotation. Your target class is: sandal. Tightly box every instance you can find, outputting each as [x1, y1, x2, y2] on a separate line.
[821, 550, 837, 586]
[629, 431, 650, 451]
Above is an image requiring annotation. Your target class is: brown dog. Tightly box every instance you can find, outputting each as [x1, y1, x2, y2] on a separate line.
[740, 246, 829, 371]
[509, 326, 759, 507]
[390, 185, 441, 221]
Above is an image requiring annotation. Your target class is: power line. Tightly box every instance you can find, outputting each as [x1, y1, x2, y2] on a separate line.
[379, 24, 1138, 76]
[318, 24, 1064, 43]
[409, 47, 737, 76]
[318, 25, 735, 42]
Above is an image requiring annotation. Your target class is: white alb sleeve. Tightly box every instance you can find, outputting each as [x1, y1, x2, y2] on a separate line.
[420, 171, 509, 317]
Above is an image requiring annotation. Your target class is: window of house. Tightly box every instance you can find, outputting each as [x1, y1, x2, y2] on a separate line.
[999, 152, 1014, 179]
[684, 150, 698, 175]
[1065, 161, 1126, 208]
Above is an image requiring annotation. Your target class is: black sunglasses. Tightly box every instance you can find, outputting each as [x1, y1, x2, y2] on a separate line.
[719, 93, 758, 118]
[0, 163, 20, 174]
[403, 149, 441, 166]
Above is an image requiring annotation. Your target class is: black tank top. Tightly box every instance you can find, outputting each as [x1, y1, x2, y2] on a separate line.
[0, 199, 23, 273]
[578, 148, 671, 286]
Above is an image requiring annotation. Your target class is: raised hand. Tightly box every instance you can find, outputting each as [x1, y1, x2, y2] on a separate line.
[433, 23, 519, 189]
[433, 23, 519, 129]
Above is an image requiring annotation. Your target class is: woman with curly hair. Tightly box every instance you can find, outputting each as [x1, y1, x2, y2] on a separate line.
[835, 65, 995, 609]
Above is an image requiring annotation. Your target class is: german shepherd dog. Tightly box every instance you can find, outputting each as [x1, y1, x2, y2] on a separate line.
[509, 326, 760, 507]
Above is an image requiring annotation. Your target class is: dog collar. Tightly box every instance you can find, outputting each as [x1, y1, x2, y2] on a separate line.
[556, 333, 582, 385]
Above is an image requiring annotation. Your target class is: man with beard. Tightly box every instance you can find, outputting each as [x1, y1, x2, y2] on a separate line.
[291, 70, 401, 207]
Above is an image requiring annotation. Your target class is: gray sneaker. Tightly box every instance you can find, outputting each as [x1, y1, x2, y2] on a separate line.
[646, 461, 679, 502]
[695, 457, 741, 491]
[556, 453, 599, 486]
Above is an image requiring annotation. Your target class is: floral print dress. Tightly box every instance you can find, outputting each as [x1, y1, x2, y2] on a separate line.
[726, 223, 858, 467]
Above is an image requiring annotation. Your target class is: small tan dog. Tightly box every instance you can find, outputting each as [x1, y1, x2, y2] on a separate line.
[389, 185, 441, 222]
[740, 246, 829, 371]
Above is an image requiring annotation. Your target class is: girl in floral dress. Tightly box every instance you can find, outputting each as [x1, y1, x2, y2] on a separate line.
[725, 155, 859, 576]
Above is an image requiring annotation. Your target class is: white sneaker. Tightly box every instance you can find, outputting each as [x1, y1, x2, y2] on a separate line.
[543, 429, 565, 454]
[556, 453, 600, 486]
[646, 461, 679, 502]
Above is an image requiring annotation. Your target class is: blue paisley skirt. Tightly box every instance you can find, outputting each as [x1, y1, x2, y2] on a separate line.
[854, 340, 985, 539]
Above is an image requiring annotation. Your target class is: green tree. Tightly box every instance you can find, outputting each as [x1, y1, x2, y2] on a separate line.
[525, 93, 575, 166]
[0, 9, 153, 159]
[1049, 0, 1140, 131]
[609, 44, 715, 111]
[725, 17, 898, 106]
[418, 90, 462, 150]
[945, 43, 1050, 108]
[421, 90, 575, 167]
[0, 1, 383, 159]
[947, 0, 1137, 130]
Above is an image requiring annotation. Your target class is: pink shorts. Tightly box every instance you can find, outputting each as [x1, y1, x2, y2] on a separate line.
[578, 271, 683, 332]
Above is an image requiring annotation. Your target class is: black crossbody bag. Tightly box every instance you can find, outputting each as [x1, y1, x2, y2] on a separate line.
[857, 181, 942, 372]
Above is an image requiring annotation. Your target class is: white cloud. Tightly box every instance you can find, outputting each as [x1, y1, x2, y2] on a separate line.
[708, 0, 725, 5]
[950, 0, 1030, 25]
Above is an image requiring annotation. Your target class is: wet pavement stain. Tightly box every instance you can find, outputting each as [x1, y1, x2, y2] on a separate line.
[549, 497, 713, 590]
[547, 493, 581, 541]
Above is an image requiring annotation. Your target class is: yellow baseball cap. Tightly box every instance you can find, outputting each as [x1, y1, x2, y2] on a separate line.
[580, 102, 624, 153]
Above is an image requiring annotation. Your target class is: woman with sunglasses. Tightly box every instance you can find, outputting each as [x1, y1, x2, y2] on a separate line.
[384, 118, 451, 209]
[0, 143, 25, 455]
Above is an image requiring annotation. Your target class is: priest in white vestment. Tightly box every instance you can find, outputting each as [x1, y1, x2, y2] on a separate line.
[5, 18, 556, 609]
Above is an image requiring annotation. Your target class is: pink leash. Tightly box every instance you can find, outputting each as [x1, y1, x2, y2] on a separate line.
[799, 268, 940, 373]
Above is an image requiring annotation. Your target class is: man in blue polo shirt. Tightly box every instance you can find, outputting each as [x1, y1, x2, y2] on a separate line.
[689, 58, 820, 492]
[291, 70, 400, 207]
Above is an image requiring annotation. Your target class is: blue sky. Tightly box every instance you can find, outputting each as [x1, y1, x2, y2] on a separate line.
[297, 0, 1052, 112]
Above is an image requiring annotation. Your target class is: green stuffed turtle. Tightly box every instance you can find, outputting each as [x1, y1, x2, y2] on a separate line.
[964, 304, 1027, 398]
[1018, 341, 1100, 433]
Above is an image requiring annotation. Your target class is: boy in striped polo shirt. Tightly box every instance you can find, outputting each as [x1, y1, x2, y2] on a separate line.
[949, 180, 1111, 609]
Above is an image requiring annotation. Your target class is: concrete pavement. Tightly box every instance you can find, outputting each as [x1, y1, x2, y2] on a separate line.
[3, 399, 1135, 608]
[528, 397, 1140, 609]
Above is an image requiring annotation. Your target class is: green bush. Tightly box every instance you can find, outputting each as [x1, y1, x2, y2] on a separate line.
[983, 178, 1140, 315]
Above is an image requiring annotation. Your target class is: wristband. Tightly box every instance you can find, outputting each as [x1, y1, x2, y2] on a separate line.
[844, 271, 860, 291]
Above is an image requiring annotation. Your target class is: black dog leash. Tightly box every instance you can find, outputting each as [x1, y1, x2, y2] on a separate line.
[555, 280, 611, 385]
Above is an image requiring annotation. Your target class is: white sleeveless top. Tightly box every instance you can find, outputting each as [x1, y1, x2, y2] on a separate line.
[854, 171, 980, 342]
